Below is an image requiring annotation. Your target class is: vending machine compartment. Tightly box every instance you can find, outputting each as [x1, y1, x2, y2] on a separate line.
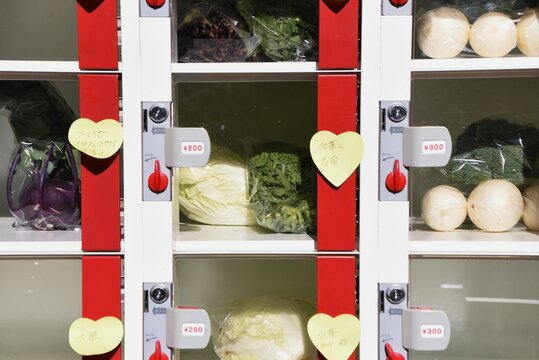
[413, 0, 539, 60]
[408, 71, 539, 242]
[173, 0, 319, 63]
[0, 257, 81, 360]
[410, 257, 539, 360]
[172, 256, 317, 360]
[0, 1, 79, 61]
[171, 78, 320, 250]
[0, 80, 81, 242]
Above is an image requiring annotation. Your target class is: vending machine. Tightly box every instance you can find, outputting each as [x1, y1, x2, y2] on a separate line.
[376, 0, 539, 359]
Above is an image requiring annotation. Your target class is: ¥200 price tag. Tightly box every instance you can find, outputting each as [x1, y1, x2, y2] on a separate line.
[422, 140, 446, 155]
[420, 324, 444, 339]
[181, 142, 205, 155]
[182, 323, 206, 336]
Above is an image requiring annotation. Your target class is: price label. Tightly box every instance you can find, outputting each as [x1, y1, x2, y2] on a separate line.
[181, 142, 205, 154]
[420, 324, 444, 339]
[182, 323, 206, 336]
[422, 140, 446, 155]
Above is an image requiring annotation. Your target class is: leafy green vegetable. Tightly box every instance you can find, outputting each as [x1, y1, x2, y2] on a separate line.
[235, 0, 317, 61]
[212, 296, 316, 360]
[446, 145, 525, 186]
[179, 145, 257, 226]
[248, 145, 316, 233]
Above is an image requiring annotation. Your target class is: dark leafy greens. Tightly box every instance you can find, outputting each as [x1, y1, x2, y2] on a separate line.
[248, 144, 316, 233]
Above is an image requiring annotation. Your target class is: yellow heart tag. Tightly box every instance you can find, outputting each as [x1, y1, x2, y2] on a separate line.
[68, 316, 124, 356]
[68, 118, 124, 159]
[310, 131, 364, 187]
[307, 313, 360, 360]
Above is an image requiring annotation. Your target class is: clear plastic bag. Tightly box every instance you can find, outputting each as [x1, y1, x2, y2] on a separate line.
[247, 142, 316, 234]
[441, 117, 539, 189]
[211, 295, 316, 360]
[6, 140, 81, 230]
[415, 1, 539, 58]
[177, 2, 262, 62]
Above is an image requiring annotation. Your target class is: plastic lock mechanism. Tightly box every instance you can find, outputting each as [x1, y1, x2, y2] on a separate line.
[402, 308, 451, 351]
[166, 308, 211, 350]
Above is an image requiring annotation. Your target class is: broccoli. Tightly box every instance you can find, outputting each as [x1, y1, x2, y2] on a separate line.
[447, 145, 525, 186]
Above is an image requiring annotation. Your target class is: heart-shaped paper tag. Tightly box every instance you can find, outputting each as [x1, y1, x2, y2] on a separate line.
[322, 0, 350, 13]
[307, 313, 360, 360]
[68, 118, 124, 159]
[69, 316, 124, 356]
[310, 130, 364, 187]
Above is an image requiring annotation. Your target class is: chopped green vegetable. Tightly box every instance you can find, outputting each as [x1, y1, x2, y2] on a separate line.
[446, 145, 525, 186]
[248, 145, 316, 233]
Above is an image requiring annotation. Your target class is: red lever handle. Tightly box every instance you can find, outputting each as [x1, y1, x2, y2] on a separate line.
[389, 0, 408, 8]
[148, 160, 169, 194]
[385, 343, 405, 360]
[149, 340, 169, 360]
[146, 0, 166, 9]
[385, 159, 407, 194]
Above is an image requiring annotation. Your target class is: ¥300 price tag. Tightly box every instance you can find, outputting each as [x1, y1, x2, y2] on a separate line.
[181, 142, 205, 155]
[182, 323, 206, 336]
[422, 140, 446, 155]
[420, 324, 444, 339]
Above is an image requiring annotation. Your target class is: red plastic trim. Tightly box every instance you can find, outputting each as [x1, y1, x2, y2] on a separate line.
[82, 256, 122, 360]
[319, 0, 359, 69]
[77, 0, 118, 70]
[317, 256, 357, 360]
[79, 75, 121, 251]
[317, 75, 358, 251]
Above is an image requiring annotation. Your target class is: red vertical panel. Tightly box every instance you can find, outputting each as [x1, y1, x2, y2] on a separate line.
[317, 256, 357, 360]
[319, 0, 359, 69]
[83, 256, 122, 360]
[77, 0, 118, 70]
[317, 75, 357, 251]
[79, 75, 121, 251]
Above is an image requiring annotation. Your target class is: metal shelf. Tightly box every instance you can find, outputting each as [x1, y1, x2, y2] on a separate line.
[412, 57, 539, 73]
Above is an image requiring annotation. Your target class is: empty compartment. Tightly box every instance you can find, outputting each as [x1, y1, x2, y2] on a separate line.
[0, 1, 78, 61]
[173, 256, 317, 360]
[0, 258, 81, 360]
[409, 73, 539, 235]
[410, 258, 539, 360]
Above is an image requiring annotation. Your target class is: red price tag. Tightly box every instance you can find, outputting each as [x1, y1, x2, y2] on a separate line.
[182, 323, 206, 336]
[181, 142, 205, 155]
[420, 324, 444, 338]
[422, 140, 446, 155]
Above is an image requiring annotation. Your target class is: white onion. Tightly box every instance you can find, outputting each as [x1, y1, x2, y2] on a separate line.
[470, 12, 517, 57]
[517, 9, 539, 57]
[522, 182, 539, 231]
[416, 7, 471, 59]
[422, 185, 468, 231]
[467, 179, 523, 232]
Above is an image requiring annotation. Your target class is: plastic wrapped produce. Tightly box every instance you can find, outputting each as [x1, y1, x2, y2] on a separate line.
[517, 8, 539, 56]
[212, 296, 316, 360]
[416, 7, 471, 59]
[470, 12, 517, 57]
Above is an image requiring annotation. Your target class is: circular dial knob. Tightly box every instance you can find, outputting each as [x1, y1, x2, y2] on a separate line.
[148, 104, 168, 123]
[385, 159, 407, 194]
[146, 0, 166, 9]
[389, 0, 408, 8]
[148, 160, 169, 194]
[386, 286, 406, 304]
[387, 103, 407, 122]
